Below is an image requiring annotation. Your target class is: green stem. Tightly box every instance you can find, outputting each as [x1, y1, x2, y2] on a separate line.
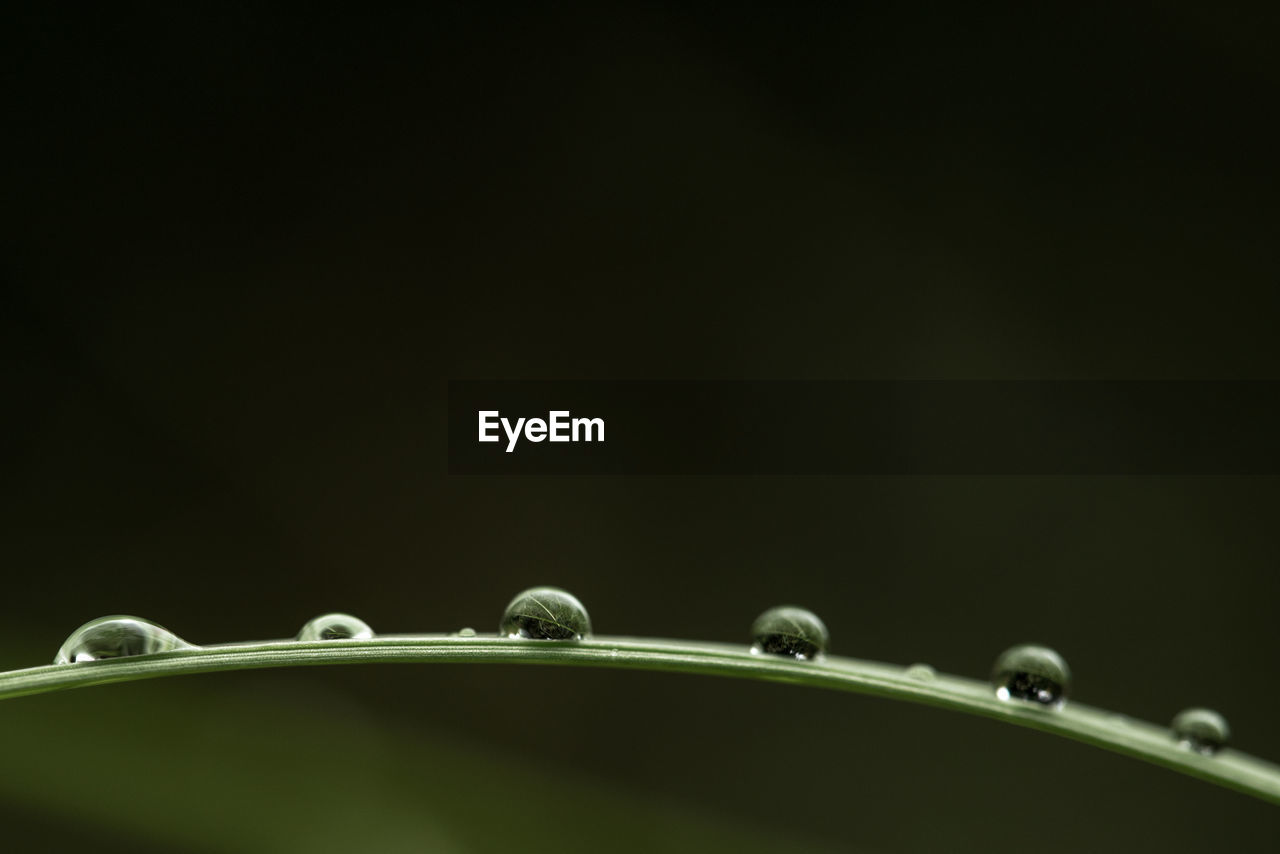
[2, 634, 1277, 805]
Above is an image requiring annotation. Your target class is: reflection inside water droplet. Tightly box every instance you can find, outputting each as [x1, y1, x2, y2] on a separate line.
[991, 644, 1071, 708]
[457, 627, 477, 638]
[1171, 707, 1230, 755]
[297, 613, 374, 641]
[55, 616, 192, 664]
[500, 586, 591, 640]
[750, 606, 829, 661]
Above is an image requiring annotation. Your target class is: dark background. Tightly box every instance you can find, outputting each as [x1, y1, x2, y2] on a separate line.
[4, 4, 1278, 851]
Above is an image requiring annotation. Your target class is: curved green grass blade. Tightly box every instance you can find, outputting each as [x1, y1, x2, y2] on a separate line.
[1, 634, 1276, 805]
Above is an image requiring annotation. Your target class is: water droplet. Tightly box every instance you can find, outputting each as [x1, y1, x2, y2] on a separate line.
[457, 627, 477, 638]
[1171, 707, 1230, 755]
[905, 663, 937, 681]
[297, 613, 374, 641]
[500, 586, 591, 640]
[991, 643, 1070, 707]
[750, 605, 829, 660]
[55, 616, 192, 664]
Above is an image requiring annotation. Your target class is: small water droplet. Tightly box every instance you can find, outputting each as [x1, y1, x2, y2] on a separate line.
[750, 606, 829, 661]
[991, 643, 1070, 707]
[457, 627, 477, 638]
[500, 586, 591, 640]
[297, 613, 374, 641]
[905, 663, 937, 681]
[55, 616, 192, 664]
[1171, 707, 1230, 755]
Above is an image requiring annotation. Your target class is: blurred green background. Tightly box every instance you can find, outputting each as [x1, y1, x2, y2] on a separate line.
[4, 4, 1279, 851]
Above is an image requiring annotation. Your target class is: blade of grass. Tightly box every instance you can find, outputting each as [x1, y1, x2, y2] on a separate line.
[1, 634, 1277, 805]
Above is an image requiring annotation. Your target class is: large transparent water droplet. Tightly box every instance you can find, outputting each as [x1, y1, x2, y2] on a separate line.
[297, 613, 374, 641]
[500, 586, 591, 640]
[750, 605, 829, 660]
[55, 616, 192, 664]
[1171, 707, 1230, 755]
[991, 643, 1070, 707]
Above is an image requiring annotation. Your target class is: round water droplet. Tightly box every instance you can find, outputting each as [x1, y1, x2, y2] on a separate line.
[905, 663, 937, 681]
[750, 605, 829, 660]
[457, 627, 477, 638]
[991, 643, 1071, 707]
[1171, 707, 1230, 756]
[500, 586, 591, 640]
[297, 613, 374, 641]
[55, 616, 192, 664]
